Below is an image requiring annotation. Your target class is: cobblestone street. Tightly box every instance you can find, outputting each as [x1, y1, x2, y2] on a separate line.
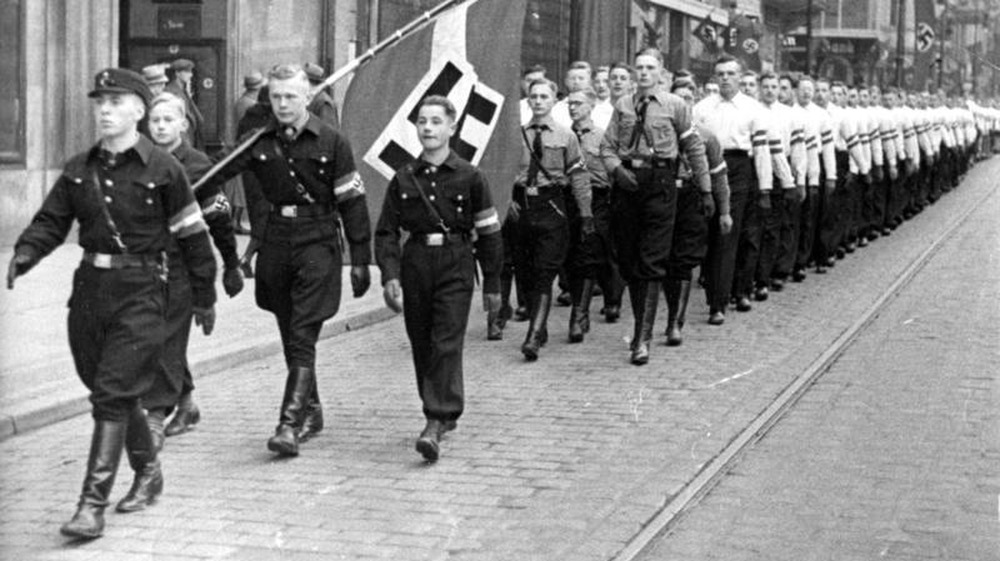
[637, 156, 1000, 560]
[1, 157, 997, 560]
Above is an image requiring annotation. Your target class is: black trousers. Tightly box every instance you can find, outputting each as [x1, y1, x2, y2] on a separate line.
[773, 189, 800, 279]
[755, 188, 785, 286]
[568, 187, 614, 280]
[143, 261, 193, 411]
[795, 185, 819, 270]
[257, 214, 343, 369]
[705, 188, 747, 312]
[817, 151, 849, 261]
[612, 166, 678, 282]
[513, 188, 569, 296]
[666, 186, 708, 282]
[68, 264, 166, 422]
[401, 240, 475, 422]
[733, 170, 765, 298]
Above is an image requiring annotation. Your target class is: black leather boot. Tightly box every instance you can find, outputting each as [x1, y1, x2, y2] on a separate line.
[267, 366, 315, 456]
[568, 278, 594, 343]
[487, 307, 504, 341]
[164, 390, 199, 437]
[298, 376, 324, 443]
[521, 291, 551, 361]
[631, 281, 660, 365]
[673, 280, 691, 346]
[416, 419, 446, 462]
[116, 405, 163, 513]
[61, 419, 126, 539]
[663, 279, 682, 345]
[498, 270, 514, 329]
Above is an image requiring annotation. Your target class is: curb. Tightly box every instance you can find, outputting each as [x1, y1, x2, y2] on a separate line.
[0, 305, 399, 442]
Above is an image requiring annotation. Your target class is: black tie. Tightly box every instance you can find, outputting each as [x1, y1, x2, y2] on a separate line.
[630, 96, 651, 150]
[527, 124, 544, 186]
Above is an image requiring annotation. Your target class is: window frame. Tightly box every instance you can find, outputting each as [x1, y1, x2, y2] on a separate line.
[0, 0, 25, 165]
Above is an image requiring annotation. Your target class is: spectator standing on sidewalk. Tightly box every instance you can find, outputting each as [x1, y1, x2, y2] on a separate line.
[374, 96, 503, 462]
[6, 68, 216, 539]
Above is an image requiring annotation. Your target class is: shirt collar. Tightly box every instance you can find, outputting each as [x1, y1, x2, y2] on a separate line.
[89, 134, 154, 166]
[417, 150, 461, 172]
[527, 115, 555, 130]
[572, 118, 595, 134]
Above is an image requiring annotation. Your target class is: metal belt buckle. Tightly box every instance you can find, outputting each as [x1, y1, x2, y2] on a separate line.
[631, 158, 646, 169]
[92, 253, 112, 269]
[675, 179, 685, 188]
[279, 206, 298, 218]
[425, 233, 445, 246]
[525, 186, 539, 197]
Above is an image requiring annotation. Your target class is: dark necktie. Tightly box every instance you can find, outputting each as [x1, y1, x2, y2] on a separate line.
[630, 96, 651, 150]
[527, 124, 544, 186]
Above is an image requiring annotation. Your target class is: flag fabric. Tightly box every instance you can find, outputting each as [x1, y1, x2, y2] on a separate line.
[724, 13, 762, 72]
[341, 0, 527, 218]
[693, 14, 720, 52]
[912, 0, 938, 91]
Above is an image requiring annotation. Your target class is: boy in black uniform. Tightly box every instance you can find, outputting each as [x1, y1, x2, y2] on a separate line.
[143, 92, 245, 450]
[198, 64, 372, 458]
[375, 96, 503, 462]
[6, 68, 217, 539]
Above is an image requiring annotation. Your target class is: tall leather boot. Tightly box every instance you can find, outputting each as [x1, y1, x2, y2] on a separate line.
[498, 269, 514, 329]
[60, 419, 126, 539]
[116, 405, 164, 513]
[568, 278, 594, 343]
[521, 291, 552, 361]
[672, 280, 692, 346]
[627, 281, 646, 354]
[663, 279, 682, 345]
[164, 390, 200, 437]
[267, 366, 314, 456]
[298, 377, 324, 443]
[631, 281, 660, 365]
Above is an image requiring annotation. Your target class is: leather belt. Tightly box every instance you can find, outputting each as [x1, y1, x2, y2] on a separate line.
[271, 203, 334, 218]
[82, 251, 163, 269]
[623, 157, 675, 170]
[722, 149, 749, 158]
[411, 232, 469, 247]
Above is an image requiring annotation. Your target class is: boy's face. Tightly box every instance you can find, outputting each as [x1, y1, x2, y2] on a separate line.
[567, 91, 593, 123]
[416, 104, 455, 152]
[148, 103, 188, 147]
[92, 93, 144, 139]
[528, 83, 556, 117]
[609, 68, 631, 99]
[593, 70, 610, 100]
[269, 75, 312, 126]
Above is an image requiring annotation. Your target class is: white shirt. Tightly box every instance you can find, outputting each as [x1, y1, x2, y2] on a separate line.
[551, 99, 573, 130]
[592, 98, 614, 131]
[693, 92, 774, 191]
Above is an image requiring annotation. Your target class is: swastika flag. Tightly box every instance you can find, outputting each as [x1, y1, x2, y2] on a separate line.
[342, 0, 527, 216]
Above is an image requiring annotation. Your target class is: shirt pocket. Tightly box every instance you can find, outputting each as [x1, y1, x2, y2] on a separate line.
[647, 114, 677, 154]
[128, 178, 167, 221]
[308, 151, 336, 181]
[540, 140, 566, 172]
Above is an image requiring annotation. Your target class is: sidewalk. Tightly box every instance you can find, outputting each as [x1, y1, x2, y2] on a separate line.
[0, 236, 394, 440]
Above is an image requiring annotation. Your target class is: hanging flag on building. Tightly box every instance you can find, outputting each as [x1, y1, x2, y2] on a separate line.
[693, 13, 721, 52]
[341, 0, 526, 216]
[912, 0, 938, 90]
[724, 12, 762, 72]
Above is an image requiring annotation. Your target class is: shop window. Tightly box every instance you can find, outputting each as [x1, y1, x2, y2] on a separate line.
[0, 0, 24, 164]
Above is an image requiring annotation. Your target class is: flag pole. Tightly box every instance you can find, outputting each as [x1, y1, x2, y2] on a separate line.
[192, 0, 468, 192]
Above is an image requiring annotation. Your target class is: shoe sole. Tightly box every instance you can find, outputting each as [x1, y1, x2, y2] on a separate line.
[415, 438, 439, 462]
[60, 526, 102, 540]
[267, 440, 299, 456]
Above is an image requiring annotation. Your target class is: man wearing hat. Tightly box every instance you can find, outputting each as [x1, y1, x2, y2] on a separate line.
[166, 58, 206, 149]
[6, 68, 217, 539]
[142, 64, 169, 97]
[304, 62, 340, 129]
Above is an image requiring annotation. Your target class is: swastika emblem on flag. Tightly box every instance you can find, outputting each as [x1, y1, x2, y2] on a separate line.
[916, 22, 935, 53]
[364, 57, 504, 180]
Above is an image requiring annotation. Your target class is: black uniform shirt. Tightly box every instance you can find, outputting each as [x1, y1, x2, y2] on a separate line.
[375, 151, 503, 292]
[172, 139, 239, 270]
[204, 114, 372, 265]
[15, 135, 217, 306]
